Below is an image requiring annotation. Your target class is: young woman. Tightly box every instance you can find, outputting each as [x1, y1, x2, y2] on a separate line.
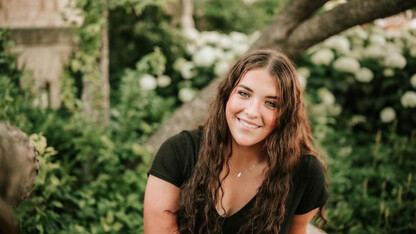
[144, 49, 328, 233]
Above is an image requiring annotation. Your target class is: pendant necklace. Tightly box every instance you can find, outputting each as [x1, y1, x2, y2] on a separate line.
[229, 162, 257, 178]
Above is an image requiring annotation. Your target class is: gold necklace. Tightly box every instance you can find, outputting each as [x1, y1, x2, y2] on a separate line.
[229, 162, 257, 178]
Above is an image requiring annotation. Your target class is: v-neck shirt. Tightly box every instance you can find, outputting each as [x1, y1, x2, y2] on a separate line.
[148, 129, 329, 233]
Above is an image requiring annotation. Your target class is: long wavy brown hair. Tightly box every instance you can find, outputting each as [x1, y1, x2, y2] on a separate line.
[176, 49, 327, 233]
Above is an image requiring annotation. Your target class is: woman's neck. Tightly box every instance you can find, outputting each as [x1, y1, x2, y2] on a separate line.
[227, 139, 266, 169]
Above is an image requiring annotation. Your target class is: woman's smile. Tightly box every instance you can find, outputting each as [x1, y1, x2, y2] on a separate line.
[237, 117, 261, 129]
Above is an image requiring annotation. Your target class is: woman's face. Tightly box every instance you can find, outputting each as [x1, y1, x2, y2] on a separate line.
[226, 68, 279, 148]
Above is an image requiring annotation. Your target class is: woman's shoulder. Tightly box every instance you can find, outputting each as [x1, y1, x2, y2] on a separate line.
[294, 154, 326, 178]
[167, 128, 204, 148]
[149, 128, 204, 187]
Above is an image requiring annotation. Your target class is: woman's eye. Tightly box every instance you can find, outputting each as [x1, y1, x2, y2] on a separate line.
[238, 91, 249, 97]
[265, 101, 277, 108]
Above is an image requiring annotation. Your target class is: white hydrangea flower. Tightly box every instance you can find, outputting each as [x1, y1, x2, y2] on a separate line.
[355, 67, 374, 83]
[402, 31, 416, 44]
[410, 74, 416, 88]
[213, 47, 226, 59]
[229, 31, 247, 43]
[350, 49, 363, 59]
[401, 91, 416, 108]
[392, 38, 405, 50]
[231, 43, 249, 56]
[369, 34, 386, 45]
[385, 30, 401, 39]
[333, 56, 360, 73]
[157, 75, 171, 88]
[380, 107, 396, 123]
[180, 61, 195, 79]
[200, 31, 221, 44]
[296, 67, 311, 78]
[218, 35, 233, 49]
[329, 104, 342, 116]
[193, 46, 217, 67]
[173, 58, 187, 72]
[350, 37, 364, 48]
[310, 48, 335, 66]
[384, 52, 406, 69]
[306, 44, 319, 54]
[363, 45, 385, 58]
[324, 35, 350, 54]
[186, 44, 198, 54]
[354, 26, 368, 39]
[344, 26, 368, 39]
[222, 52, 237, 63]
[139, 74, 157, 91]
[178, 87, 196, 102]
[350, 115, 366, 126]
[297, 74, 307, 90]
[383, 68, 394, 77]
[214, 60, 231, 77]
[409, 46, 416, 57]
[182, 28, 199, 41]
[385, 42, 402, 54]
[317, 87, 336, 105]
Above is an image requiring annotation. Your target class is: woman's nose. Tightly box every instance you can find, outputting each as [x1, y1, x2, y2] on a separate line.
[245, 99, 261, 118]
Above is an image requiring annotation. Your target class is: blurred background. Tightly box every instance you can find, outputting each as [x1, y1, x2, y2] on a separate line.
[0, 0, 415, 233]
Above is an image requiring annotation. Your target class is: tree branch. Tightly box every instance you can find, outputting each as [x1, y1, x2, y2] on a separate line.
[251, 0, 329, 51]
[283, 0, 416, 58]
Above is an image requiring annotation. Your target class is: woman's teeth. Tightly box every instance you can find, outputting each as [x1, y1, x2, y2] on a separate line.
[239, 119, 259, 128]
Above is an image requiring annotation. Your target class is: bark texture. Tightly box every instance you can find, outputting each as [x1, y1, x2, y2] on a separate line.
[144, 0, 416, 152]
[164, 0, 195, 30]
[0, 122, 39, 207]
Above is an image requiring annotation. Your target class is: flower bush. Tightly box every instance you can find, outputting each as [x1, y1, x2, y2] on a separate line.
[298, 24, 416, 134]
[297, 23, 416, 233]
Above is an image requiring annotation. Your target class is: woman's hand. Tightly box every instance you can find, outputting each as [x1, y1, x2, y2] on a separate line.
[144, 175, 180, 234]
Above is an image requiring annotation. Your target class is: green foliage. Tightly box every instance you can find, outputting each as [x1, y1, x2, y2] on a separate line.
[17, 131, 152, 234]
[321, 126, 416, 233]
[194, 0, 283, 34]
[109, 4, 188, 99]
[0, 2, 169, 233]
[112, 48, 176, 142]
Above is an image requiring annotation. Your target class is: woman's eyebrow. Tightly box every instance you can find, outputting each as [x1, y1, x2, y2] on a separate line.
[237, 84, 253, 92]
[237, 84, 277, 99]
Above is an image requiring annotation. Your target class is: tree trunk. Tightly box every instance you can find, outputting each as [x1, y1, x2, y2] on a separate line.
[100, 5, 110, 126]
[81, 2, 110, 127]
[164, 0, 195, 30]
[0, 122, 39, 207]
[144, 0, 416, 152]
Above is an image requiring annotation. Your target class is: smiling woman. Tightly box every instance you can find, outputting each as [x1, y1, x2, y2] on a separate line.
[144, 49, 328, 233]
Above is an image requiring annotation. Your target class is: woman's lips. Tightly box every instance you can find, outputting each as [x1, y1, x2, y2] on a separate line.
[237, 118, 261, 129]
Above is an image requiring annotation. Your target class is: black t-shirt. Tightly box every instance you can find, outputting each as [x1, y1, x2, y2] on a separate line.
[148, 129, 329, 234]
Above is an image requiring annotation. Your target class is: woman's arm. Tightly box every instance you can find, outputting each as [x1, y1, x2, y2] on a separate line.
[144, 175, 180, 234]
[288, 208, 319, 234]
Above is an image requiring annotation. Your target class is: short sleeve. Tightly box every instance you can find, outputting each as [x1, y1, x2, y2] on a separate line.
[295, 156, 329, 215]
[148, 138, 184, 188]
[147, 130, 202, 188]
